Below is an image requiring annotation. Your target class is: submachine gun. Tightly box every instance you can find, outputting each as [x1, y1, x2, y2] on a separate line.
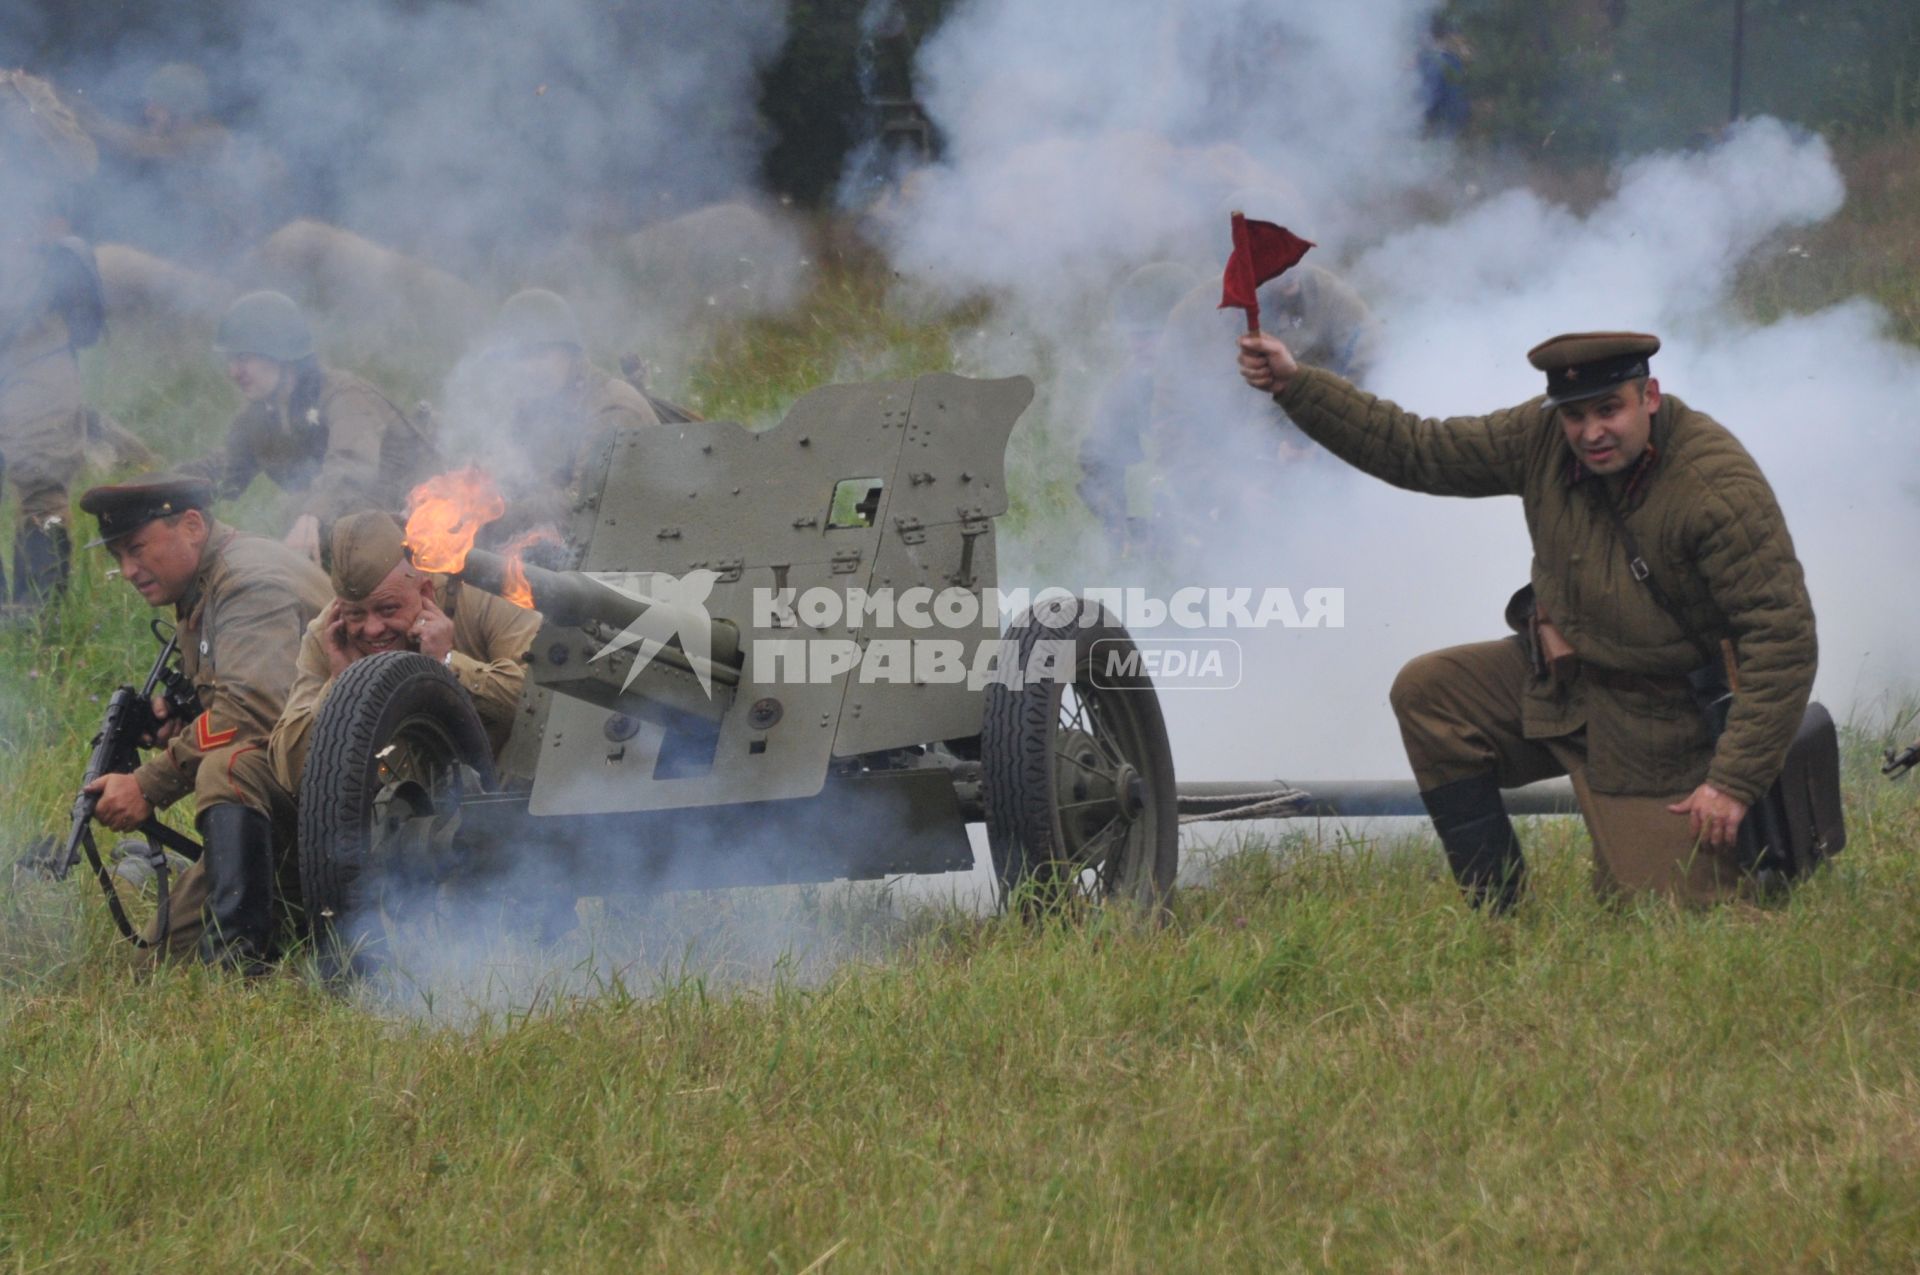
[48, 619, 205, 946]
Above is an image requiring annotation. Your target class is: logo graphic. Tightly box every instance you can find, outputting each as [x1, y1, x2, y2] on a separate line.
[587, 570, 721, 696]
[578, 579, 1339, 694]
[1089, 638, 1242, 691]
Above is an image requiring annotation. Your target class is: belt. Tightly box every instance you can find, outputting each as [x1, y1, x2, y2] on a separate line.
[1582, 664, 1692, 694]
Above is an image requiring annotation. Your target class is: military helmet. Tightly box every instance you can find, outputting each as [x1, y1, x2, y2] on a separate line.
[215, 291, 314, 363]
[145, 63, 211, 120]
[492, 288, 584, 353]
[1108, 262, 1200, 334]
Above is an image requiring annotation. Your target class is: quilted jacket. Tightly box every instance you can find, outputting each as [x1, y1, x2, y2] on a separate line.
[1275, 367, 1817, 802]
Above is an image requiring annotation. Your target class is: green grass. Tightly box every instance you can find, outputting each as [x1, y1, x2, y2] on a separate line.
[4, 195, 1920, 1267]
[7, 790, 1920, 1269]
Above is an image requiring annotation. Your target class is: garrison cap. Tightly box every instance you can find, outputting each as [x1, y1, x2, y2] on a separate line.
[1527, 331, 1660, 407]
[327, 510, 412, 602]
[78, 474, 212, 548]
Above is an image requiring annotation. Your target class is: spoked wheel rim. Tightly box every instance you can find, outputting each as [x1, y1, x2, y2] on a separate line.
[1037, 677, 1167, 907]
[357, 711, 482, 932]
[982, 600, 1179, 918]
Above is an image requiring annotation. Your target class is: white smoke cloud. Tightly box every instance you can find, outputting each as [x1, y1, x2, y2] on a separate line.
[51, 0, 803, 371]
[231, 0, 790, 266]
[879, 0, 1442, 316]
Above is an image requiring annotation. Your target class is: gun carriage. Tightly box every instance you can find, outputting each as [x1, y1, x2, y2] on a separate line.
[297, 373, 1195, 939]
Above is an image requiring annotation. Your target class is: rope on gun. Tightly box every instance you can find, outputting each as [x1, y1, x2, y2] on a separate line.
[1177, 785, 1310, 824]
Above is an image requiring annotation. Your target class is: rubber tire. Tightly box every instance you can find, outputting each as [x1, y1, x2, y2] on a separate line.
[297, 650, 495, 950]
[981, 596, 1178, 914]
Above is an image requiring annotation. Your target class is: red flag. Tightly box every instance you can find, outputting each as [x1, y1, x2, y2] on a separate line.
[1219, 213, 1314, 333]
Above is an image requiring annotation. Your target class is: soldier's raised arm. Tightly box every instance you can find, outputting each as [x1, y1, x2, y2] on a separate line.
[445, 587, 543, 739]
[1239, 332, 1533, 498]
[266, 609, 341, 799]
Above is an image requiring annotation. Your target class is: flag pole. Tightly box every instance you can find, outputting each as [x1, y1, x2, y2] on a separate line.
[1230, 210, 1260, 334]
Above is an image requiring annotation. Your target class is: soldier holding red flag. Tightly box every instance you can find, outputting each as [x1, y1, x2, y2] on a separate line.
[1237, 319, 1818, 908]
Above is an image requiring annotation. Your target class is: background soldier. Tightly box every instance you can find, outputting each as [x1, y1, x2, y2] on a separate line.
[183, 291, 435, 562]
[473, 288, 661, 547]
[0, 69, 103, 616]
[269, 510, 542, 792]
[1238, 329, 1817, 908]
[78, 475, 331, 966]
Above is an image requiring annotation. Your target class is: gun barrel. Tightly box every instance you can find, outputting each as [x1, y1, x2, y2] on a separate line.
[457, 547, 742, 675]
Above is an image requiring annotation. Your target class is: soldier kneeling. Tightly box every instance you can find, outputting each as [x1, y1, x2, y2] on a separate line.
[79, 475, 331, 967]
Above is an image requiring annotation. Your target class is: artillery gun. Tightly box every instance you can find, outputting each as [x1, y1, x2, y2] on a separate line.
[296, 373, 1576, 958]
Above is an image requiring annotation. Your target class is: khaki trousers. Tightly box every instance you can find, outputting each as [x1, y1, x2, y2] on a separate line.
[1389, 637, 1744, 906]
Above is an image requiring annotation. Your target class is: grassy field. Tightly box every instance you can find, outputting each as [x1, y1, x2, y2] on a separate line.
[5, 163, 1920, 1268]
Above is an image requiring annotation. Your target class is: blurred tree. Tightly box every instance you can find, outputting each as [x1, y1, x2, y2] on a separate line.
[757, 0, 954, 205]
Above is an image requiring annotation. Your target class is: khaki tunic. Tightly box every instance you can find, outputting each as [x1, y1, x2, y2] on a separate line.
[269, 577, 541, 793]
[186, 367, 434, 527]
[131, 522, 332, 814]
[0, 241, 83, 530]
[1275, 367, 1817, 806]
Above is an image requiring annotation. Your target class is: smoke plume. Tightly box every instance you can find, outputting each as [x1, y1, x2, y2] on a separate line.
[877, 0, 1920, 788]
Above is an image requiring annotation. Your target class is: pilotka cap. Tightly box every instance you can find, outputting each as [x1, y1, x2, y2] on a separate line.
[1528, 331, 1661, 407]
[327, 510, 411, 602]
[78, 474, 212, 547]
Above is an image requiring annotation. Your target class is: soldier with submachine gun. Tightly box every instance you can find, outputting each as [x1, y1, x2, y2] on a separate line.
[68, 475, 330, 969]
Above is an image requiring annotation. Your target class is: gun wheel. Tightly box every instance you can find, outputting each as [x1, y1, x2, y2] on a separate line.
[297, 651, 495, 976]
[982, 595, 1177, 917]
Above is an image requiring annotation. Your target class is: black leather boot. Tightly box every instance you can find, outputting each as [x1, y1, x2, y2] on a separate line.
[1420, 775, 1527, 913]
[195, 804, 277, 971]
[11, 517, 71, 607]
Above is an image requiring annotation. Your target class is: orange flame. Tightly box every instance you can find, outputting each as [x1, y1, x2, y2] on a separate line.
[405, 467, 506, 574]
[500, 526, 563, 611]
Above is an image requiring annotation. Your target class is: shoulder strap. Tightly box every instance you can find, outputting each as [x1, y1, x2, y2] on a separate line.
[1582, 482, 1718, 667]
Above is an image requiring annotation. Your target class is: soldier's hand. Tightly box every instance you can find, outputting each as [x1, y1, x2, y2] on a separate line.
[146, 691, 183, 746]
[1238, 332, 1300, 394]
[322, 599, 356, 677]
[1667, 782, 1749, 850]
[410, 597, 454, 663]
[285, 514, 322, 563]
[85, 773, 153, 833]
